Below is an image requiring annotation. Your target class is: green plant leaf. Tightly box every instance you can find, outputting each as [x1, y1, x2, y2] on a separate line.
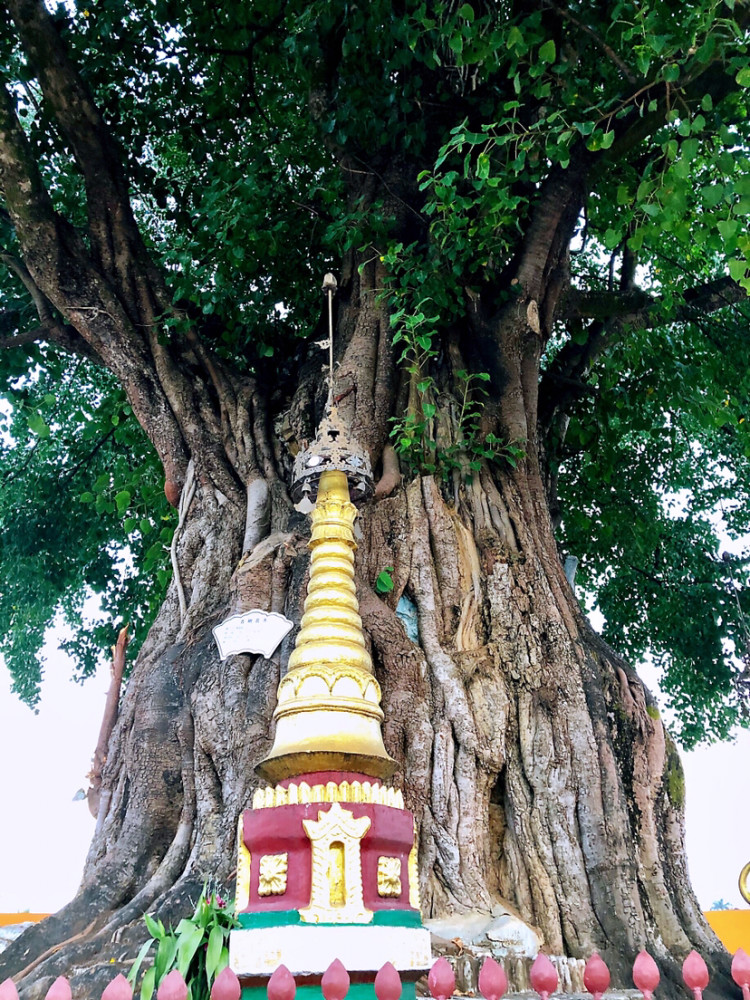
[176, 923, 205, 977]
[476, 152, 490, 179]
[128, 938, 155, 986]
[155, 934, 179, 980]
[144, 913, 165, 942]
[27, 411, 50, 438]
[538, 39, 556, 64]
[375, 567, 395, 594]
[141, 966, 156, 1000]
[205, 925, 224, 982]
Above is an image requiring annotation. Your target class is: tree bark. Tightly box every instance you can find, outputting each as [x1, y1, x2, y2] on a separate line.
[0, 6, 737, 997]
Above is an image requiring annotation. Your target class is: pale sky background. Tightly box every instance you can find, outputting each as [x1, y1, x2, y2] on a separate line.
[0, 631, 748, 914]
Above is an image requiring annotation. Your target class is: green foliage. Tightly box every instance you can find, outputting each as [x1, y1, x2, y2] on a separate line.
[0, 345, 173, 704]
[558, 309, 750, 746]
[374, 566, 395, 595]
[665, 745, 687, 809]
[389, 365, 525, 478]
[2, 0, 750, 744]
[127, 885, 237, 1000]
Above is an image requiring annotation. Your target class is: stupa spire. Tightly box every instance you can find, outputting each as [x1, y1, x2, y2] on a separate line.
[256, 463, 395, 780]
[256, 274, 395, 782]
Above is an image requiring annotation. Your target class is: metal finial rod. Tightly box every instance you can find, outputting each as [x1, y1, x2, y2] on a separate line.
[323, 273, 337, 402]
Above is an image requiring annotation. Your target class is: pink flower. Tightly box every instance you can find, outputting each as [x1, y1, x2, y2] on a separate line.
[215, 895, 226, 909]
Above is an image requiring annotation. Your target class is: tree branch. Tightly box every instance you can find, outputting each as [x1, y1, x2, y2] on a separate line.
[542, 0, 638, 84]
[6, 0, 163, 294]
[0, 324, 55, 350]
[0, 82, 60, 235]
[514, 155, 588, 302]
[7, 2, 127, 201]
[1, 251, 54, 324]
[59, 426, 117, 486]
[0, 253, 105, 362]
[605, 20, 750, 161]
[560, 276, 747, 326]
[540, 273, 749, 441]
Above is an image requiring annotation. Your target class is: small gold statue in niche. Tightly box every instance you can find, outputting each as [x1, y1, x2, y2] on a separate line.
[328, 841, 346, 908]
[258, 853, 288, 896]
[300, 802, 373, 924]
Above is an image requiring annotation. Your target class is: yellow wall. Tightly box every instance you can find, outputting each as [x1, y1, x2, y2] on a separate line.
[2, 911, 748, 953]
[705, 910, 750, 953]
[0, 913, 49, 926]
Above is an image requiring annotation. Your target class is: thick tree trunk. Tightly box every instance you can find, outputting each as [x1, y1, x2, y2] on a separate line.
[0, 268, 733, 999]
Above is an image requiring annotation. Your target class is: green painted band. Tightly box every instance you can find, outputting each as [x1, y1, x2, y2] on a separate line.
[242, 984, 417, 1000]
[237, 909, 422, 930]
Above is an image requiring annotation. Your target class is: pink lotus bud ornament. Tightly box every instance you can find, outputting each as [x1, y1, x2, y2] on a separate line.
[428, 958, 455, 1000]
[0, 980, 19, 1000]
[682, 951, 709, 999]
[321, 960, 350, 1000]
[583, 953, 610, 999]
[0, 981, 19, 1000]
[157, 971, 188, 1000]
[267, 965, 296, 1000]
[632, 951, 660, 998]
[530, 954, 558, 1000]
[732, 948, 750, 1000]
[211, 968, 240, 1000]
[374, 963, 402, 1000]
[101, 974, 133, 1000]
[478, 957, 508, 1000]
[45, 978, 72, 1000]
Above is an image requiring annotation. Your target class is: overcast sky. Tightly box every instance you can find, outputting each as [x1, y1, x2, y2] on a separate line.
[0, 640, 748, 914]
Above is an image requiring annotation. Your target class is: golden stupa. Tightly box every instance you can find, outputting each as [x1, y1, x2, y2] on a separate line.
[257, 398, 396, 781]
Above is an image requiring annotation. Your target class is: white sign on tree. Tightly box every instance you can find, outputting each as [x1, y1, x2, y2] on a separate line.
[212, 610, 294, 660]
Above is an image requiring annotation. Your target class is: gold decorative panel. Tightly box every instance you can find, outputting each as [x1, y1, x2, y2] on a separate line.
[258, 853, 288, 896]
[300, 802, 372, 924]
[377, 856, 402, 897]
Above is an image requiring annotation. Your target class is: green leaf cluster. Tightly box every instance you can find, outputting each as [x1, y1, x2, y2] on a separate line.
[558, 314, 750, 746]
[127, 885, 237, 1000]
[0, 336, 173, 704]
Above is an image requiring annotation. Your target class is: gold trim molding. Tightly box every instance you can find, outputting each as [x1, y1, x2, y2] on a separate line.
[408, 821, 421, 910]
[235, 815, 252, 913]
[252, 779, 404, 810]
[740, 860, 750, 905]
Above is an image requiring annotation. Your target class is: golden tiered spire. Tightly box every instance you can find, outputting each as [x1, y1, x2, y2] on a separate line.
[256, 468, 396, 781]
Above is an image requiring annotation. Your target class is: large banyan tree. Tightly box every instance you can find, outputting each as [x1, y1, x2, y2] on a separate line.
[1, 1, 750, 997]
